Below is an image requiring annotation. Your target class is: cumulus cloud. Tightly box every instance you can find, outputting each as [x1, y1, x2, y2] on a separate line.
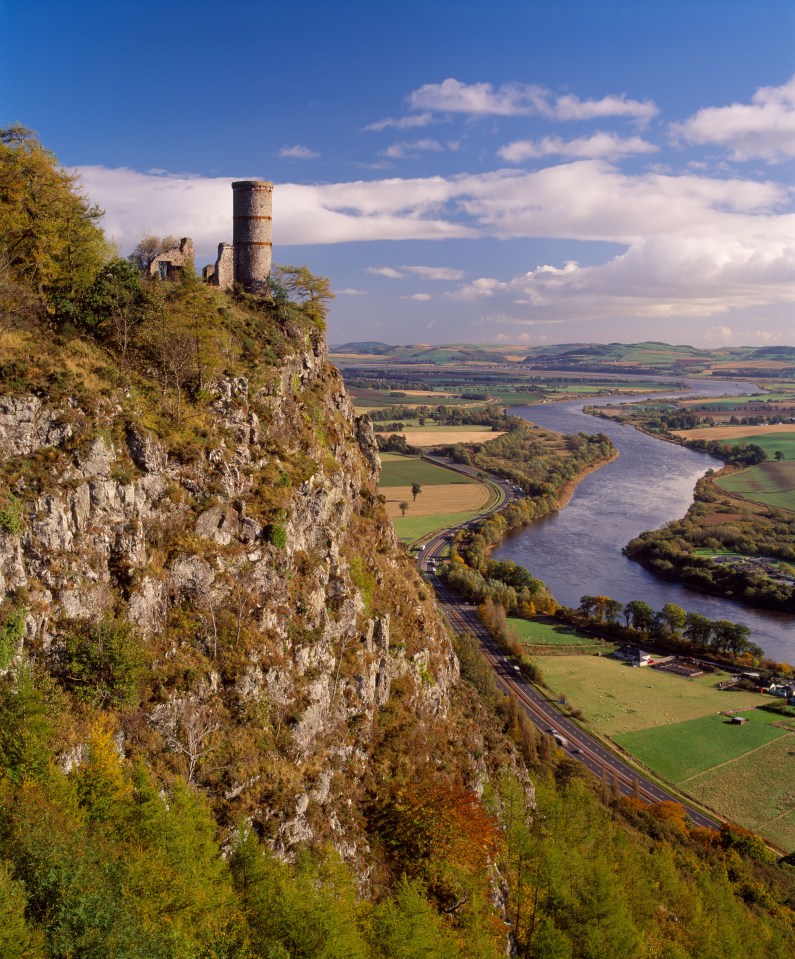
[449, 233, 795, 320]
[408, 78, 657, 122]
[402, 293, 432, 301]
[409, 78, 549, 116]
[672, 76, 795, 162]
[364, 112, 434, 131]
[553, 93, 658, 122]
[381, 139, 445, 159]
[75, 165, 480, 255]
[278, 144, 319, 159]
[498, 133, 658, 162]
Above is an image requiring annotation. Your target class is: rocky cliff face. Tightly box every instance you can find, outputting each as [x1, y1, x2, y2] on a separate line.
[0, 328, 461, 860]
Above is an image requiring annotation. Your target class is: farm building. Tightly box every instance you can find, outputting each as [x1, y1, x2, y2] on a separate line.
[614, 645, 653, 667]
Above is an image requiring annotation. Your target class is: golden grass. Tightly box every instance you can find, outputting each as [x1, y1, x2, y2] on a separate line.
[672, 424, 795, 441]
[401, 429, 506, 447]
[383, 482, 491, 518]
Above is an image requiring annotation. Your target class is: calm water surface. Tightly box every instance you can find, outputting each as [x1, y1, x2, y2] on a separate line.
[495, 378, 794, 664]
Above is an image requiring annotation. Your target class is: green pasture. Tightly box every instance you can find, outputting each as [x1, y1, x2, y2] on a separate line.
[379, 453, 474, 487]
[508, 617, 602, 647]
[720, 433, 795, 460]
[716, 461, 795, 511]
[685, 733, 795, 852]
[392, 511, 480, 543]
[613, 710, 786, 784]
[539, 655, 765, 737]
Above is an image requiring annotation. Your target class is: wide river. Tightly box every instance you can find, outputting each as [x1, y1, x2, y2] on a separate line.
[495, 377, 794, 664]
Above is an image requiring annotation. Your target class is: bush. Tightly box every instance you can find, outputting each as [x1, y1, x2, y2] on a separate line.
[0, 498, 24, 535]
[0, 608, 26, 670]
[58, 617, 146, 707]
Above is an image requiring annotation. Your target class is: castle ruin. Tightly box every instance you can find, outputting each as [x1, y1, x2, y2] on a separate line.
[203, 180, 273, 293]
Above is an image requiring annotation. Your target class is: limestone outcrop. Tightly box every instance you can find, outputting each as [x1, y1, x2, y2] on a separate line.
[0, 329, 460, 860]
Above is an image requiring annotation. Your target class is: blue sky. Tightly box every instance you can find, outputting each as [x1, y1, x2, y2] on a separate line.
[2, 0, 794, 347]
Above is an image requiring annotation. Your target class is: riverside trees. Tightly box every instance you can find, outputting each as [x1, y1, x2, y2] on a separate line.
[570, 594, 763, 663]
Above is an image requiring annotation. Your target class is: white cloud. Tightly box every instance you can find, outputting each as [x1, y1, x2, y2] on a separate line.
[365, 112, 433, 131]
[381, 139, 445, 158]
[365, 266, 405, 279]
[409, 78, 549, 116]
[336, 288, 368, 295]
[403, 265, 465, 280]
[74, 158, 795, 326]
[402, 293, 432, 301]
[672, 76, 795, 162]
[553, 93, 658, 122]
[498, 133, 658, 162]
[408, 78, 657, 122]
[278, 144, 319, 159]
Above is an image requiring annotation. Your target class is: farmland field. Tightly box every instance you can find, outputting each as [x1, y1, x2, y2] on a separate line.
[391, 511, 483, 543]
[685, 734, 795, 851]
[401, 427, 506, 447]
[538, 655, 765, 737]
[613, 710, 787, 783]
[672, 424, 795, 442]
[716, 461, 795, 511]
[383, 483, 491, 519]
[378, 453, 475, 487]
[378, 453, 492, 542]
[509, 617, 604, 647]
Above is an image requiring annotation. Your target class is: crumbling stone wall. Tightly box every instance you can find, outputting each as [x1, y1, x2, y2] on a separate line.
[149, 238, 195, 280]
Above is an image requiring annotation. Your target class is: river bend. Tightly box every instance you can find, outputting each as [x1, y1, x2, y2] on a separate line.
[494, 378, 794, 664]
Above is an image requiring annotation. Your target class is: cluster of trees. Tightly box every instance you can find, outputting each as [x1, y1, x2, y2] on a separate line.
[684, 438, 769, 466]
[461, 426, 614, 496]
[444, 554, 558, 618]
[571, 594, 764, 661]
[624, 478, 795, 613]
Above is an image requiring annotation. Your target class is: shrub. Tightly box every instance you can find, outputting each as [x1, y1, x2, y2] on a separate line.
[0, 498, 24, 535]
[267, 524, 288, 549]
[0, 608, 26, 670]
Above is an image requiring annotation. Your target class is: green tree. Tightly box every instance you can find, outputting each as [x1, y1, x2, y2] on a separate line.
[80, 257, 145, 362]
[399, 500, 409, 516]
[659, 602, 687, 637]
[59, 617, 146, 708]
[684, 611, 713, 647]
[411, 482, 422, 501]
[371, 877, 465, 959]
[0, 125, 107, 316]
[0, 859, 46, 958]
[272, 264, 334, 329]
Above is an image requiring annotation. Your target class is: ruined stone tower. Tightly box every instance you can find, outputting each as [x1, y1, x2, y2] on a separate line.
[232, 179, 273, 293]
